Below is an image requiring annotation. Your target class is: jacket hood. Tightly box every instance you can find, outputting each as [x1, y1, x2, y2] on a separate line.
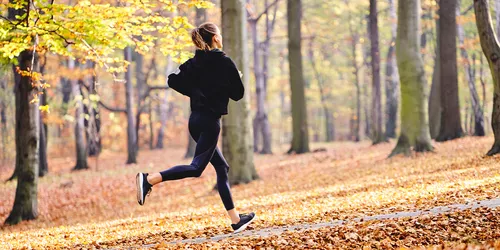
[194, 49, 226, 60]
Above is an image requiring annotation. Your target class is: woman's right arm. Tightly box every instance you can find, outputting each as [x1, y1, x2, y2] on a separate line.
[225, 57, 245, 101]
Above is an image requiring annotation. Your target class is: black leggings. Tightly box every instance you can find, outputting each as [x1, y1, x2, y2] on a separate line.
[159, 111, 235, 211]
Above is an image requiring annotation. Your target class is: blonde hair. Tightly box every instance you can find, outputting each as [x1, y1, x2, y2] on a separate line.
[191, 22, 219, 51]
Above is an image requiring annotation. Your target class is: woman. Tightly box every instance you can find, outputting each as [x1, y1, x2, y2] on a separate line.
[136, 22, 256, 233]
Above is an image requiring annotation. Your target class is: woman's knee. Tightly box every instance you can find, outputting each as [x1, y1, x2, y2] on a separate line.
[214, 165, 229, 179]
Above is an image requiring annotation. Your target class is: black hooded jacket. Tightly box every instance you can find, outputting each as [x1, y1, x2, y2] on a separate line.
[167, 49, 244, 117]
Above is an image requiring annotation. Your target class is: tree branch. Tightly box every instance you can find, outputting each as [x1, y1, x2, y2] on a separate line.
[247, 0, 281, 22]
[462, 4, 473, 15]
[99, 101, 126, 113]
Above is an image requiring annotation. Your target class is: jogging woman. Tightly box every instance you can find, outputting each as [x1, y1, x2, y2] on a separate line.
[136, 22, 256, 233]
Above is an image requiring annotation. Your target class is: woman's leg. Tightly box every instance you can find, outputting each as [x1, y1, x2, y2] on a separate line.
[209, 147, 240, 224]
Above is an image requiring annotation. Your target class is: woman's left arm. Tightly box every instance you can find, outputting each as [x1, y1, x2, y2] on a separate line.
[168, 60, 195, 97]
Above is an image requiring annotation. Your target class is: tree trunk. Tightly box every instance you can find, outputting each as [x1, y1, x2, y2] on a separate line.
[250, 20, 263, 153]
[125, 47, 138, 164]
[457, 2, 485, 136]
[157, 56, 173, 150]
[221, 0, 259, 184]
[135, 50, 144, 150]
[428, 28, 441, 139]
[196, 6, 207, 26]
[86, 61, 102, 156]
[350, 36, 361, 142]
[5, 47, 39, 225]
[369, 0, 385, 144]
[156, 92, 169, 150]
[38, 89, 48, 177]
[287, 0, 309, 153]
[259, 0, 275, 153]
[390, 0, 433, 157]
[0, 76, 7, 164]
[474, 0, 500, 155]
[184, 134, 196, 158]
[436, 0, 463, 141]
[148, 99, 154, 149]
[495, 0, 500, 41]
[71, 58, 88, 170]
[308, 38, 334, 142]
[385, 0, 399, 139]
[363, 79, 371, 139]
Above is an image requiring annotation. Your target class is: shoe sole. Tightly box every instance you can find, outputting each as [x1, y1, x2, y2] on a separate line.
[136, 173, 144, 205]
[233, 214, 256, 234]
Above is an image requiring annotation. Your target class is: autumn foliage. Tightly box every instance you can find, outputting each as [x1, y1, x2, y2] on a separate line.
[1, 137, 499, 249]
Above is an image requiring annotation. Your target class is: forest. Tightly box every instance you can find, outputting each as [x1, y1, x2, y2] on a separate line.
[1, 0, 500, 249]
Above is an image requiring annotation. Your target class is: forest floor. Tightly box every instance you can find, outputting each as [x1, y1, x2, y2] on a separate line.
[0, 137, 499, 249]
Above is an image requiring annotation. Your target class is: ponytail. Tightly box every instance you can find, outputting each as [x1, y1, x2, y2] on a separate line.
[191, 22, 220, 51]
[191, 28, 211, 51]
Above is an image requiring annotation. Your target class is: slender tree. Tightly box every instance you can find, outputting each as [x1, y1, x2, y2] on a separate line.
[287, 0, 309, 153]
[38, 57, 48, 176]
[369, 0, 385, 144]
[496, 0, 500, 40]
[308, 38, 335, 142]
[221, 0, 259, 183]
[428, 16, 441, 139]
[474, 0, 500, 155]
[124, 46, 138, 164]
[71, 58, 88, 170]
[436, 0, 463, 141]
[5, 0, 39, 225]
[347, 20, 361, 142]
[135, 49, 145, 150]
[156, 57, 172, 150]
[248, 0, 277, 154]
[457, 0, 484, 136]
[385, 0, 399, 138]
[390, 0, 433, 156]
[0, 74, 7, 164]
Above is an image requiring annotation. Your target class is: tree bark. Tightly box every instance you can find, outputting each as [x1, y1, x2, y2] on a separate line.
[259, 0, 276, 153]
[474, 0, 500, 155]
[196, 6, 207, 26]
[221, 0, 259, 184]
[71, 58, 88, 170]
[457, 1, 485, 136]
[0, 76, 7, 165]
[125, 47, 138, 164]
[38, 84, 48, 177]
[135, 50, 145, 150]
[250, 19, 263, 153]
[428, 20, 441, 139]
[308, 38, 334, 142]
[85, 61, 101, 156]
[350, 35, 361, 142]
[369, 0, 386, 144]
[495, 0, 500, 41]
[385, 0, 399, 139]
[5, 41, 39, 224]
[249, 0, 275, 154]
[436, 0, 463, 141]
[157, 56, 173, 150]
[287, 0, 309, 153]
[390, 0, 433, 157]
